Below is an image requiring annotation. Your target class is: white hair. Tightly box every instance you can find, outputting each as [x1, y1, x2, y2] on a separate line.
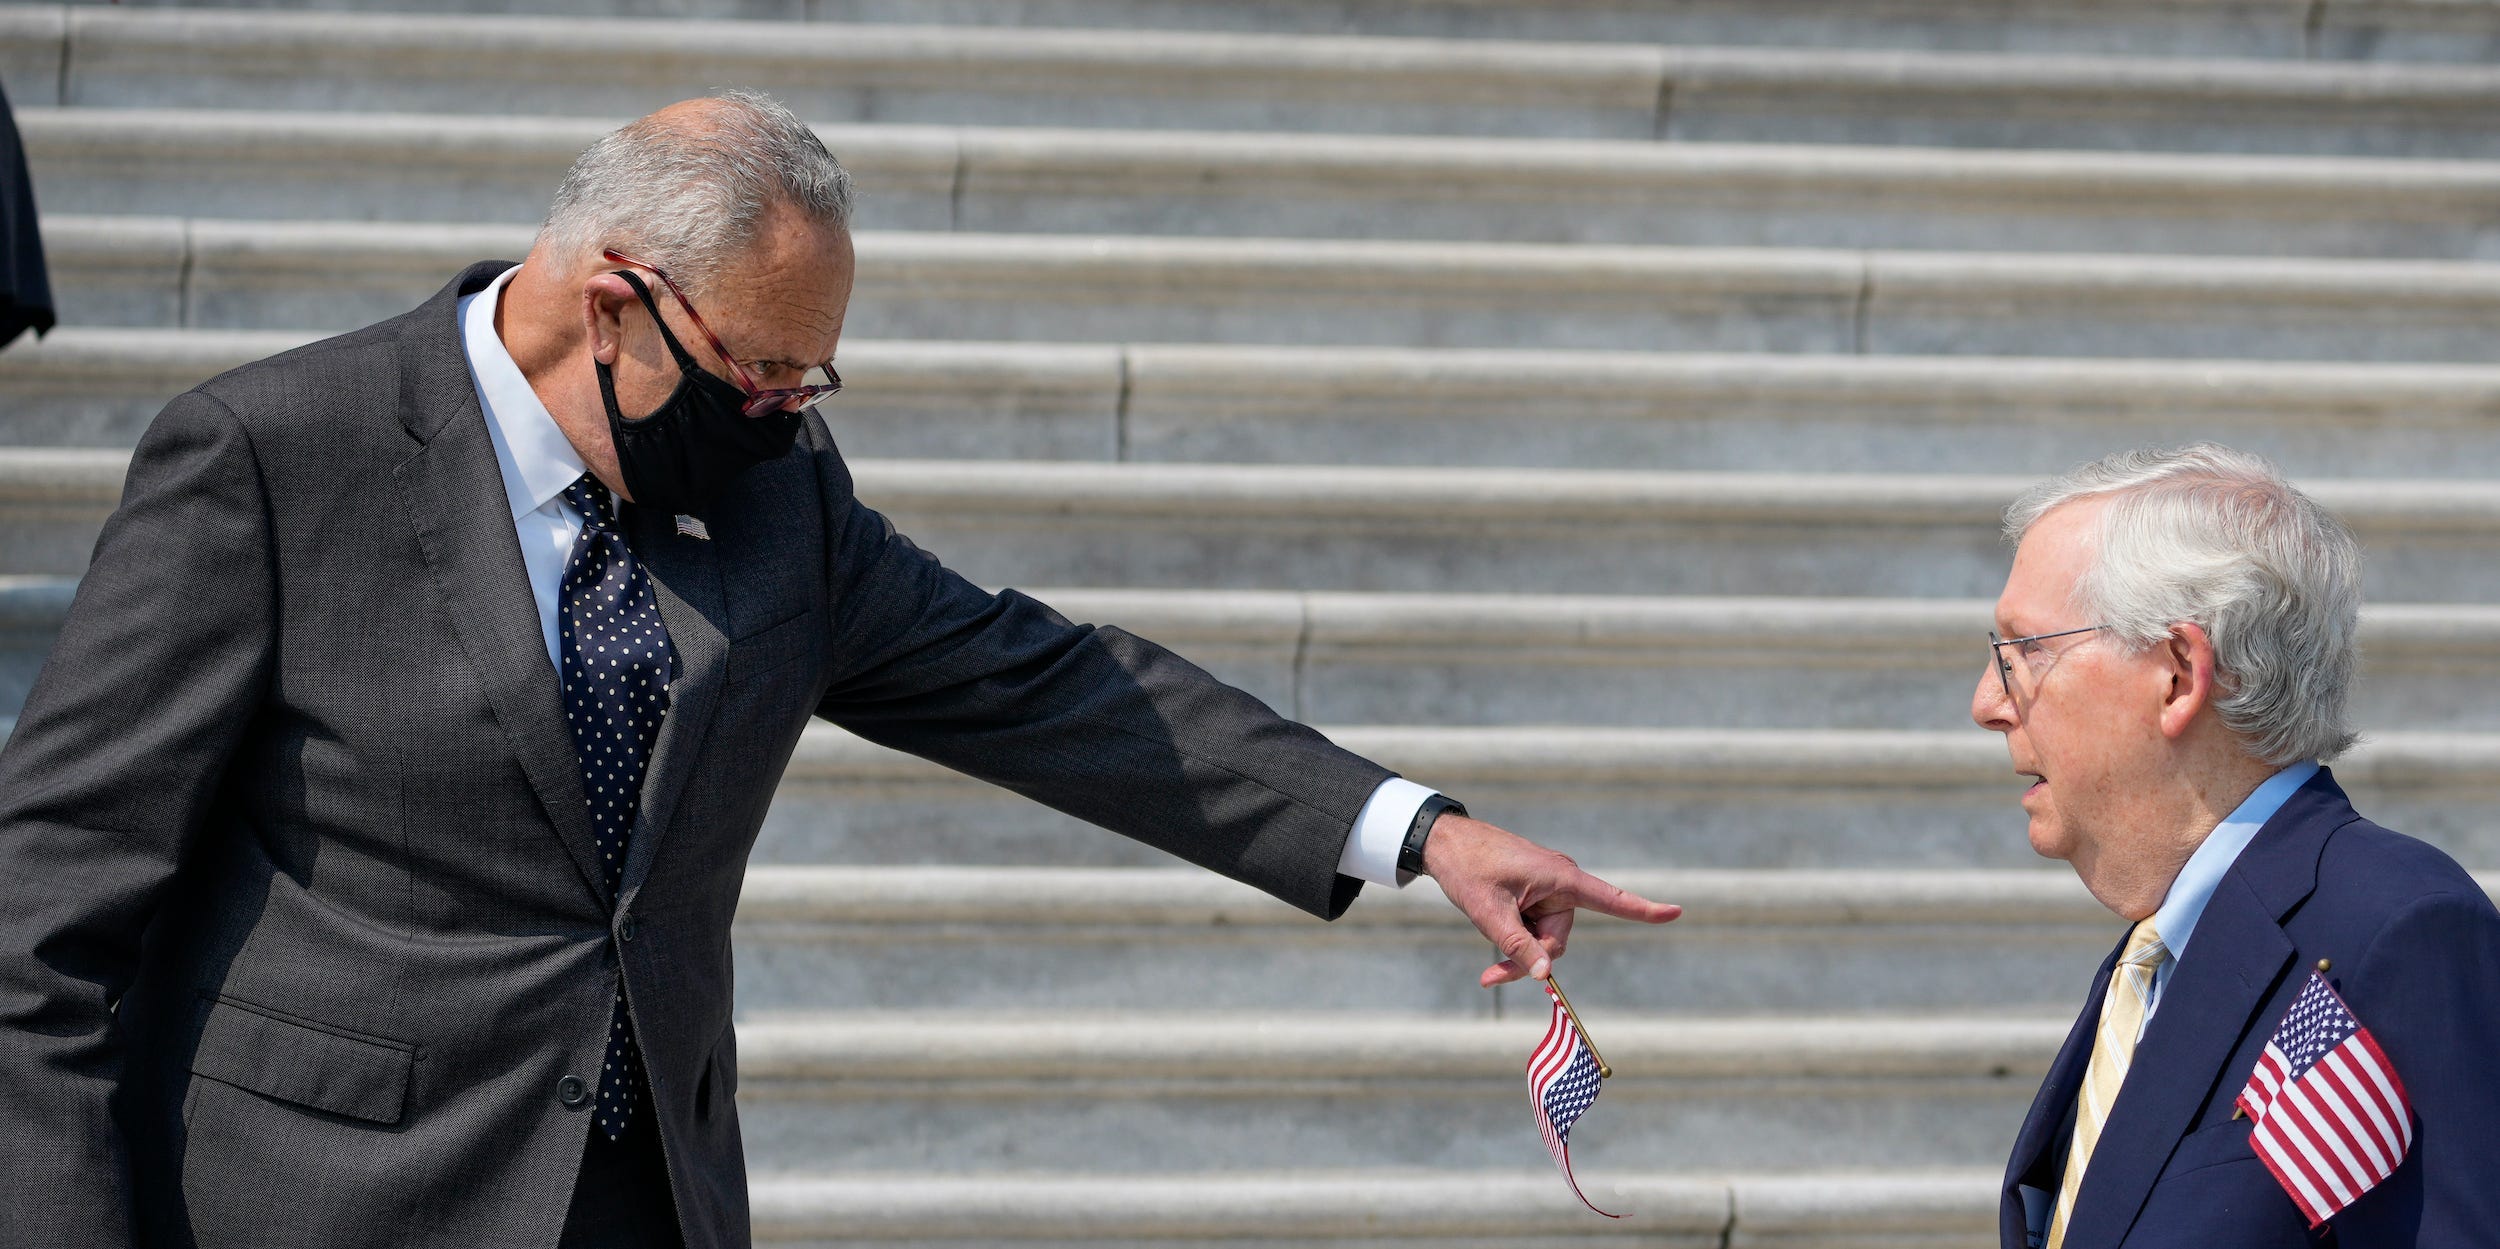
[536, 89, 853, 298]
[2004, 443, 2362, 765]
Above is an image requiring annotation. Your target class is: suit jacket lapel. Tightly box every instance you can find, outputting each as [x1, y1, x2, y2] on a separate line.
[616, 502, 728, 902]
[2063, 875, 2293, 1248]
[390, 261, 607, 906]
[2004, 939, 2120, 1247]
[2060, 770, 2352, 1248]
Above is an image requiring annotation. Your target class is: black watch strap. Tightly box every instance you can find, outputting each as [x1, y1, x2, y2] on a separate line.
[1398, 793, 1467, 879]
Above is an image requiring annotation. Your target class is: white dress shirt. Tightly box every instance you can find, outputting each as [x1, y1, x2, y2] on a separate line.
[454, 264, 1438, 887]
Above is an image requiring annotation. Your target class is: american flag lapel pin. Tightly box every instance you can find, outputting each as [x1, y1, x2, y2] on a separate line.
[674, 515, 711, 541]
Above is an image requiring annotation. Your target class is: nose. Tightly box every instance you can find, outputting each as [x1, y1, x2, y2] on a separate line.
[1972, 661, 2018, 732]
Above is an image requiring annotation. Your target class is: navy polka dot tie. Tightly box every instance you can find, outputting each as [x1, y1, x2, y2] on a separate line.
[558, 475, 676, 1141]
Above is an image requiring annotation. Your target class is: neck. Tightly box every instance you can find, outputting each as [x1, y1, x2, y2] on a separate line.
[2094, 747, 2282, 921]
[496, 256, 625, 495]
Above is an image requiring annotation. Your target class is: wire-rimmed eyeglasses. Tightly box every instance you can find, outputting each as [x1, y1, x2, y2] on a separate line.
[601, 248, 844, 417]
[1988, 624, 2109, 700]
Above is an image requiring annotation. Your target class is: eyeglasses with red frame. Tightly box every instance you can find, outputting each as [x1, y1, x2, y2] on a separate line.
[601, 248, 844, 417]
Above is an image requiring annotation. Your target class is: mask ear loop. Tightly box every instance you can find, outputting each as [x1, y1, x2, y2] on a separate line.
[597, 269, 707, 428]
[612, 269, 709, 377]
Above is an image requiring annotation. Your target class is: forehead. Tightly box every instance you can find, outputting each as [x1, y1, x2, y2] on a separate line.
[1999, 499, 2105, 630]
[703, 217, 855, 362]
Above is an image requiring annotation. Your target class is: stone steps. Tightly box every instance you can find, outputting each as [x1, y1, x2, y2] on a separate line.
[78, 0, 2500, 66]
[0, 328, 1130, 455]
[20, 327, 2500, 477]
[13, 7, 2500, 153]
[748, 724, 2500, 870]
[7, 696, 2479, 876]
[729, 460, 2500, 600]
[49, 217, 2500, 361]
[33, 107, 2500, 260]
[0, 574, 71, 711]
[624, 1, 2500, 65]
[14, 452, 2500, 600]
[726, 1009, 2056, 1172]
[14, 0, 2490, 1228]
[727, 863, 2498, 1015]
[726, 864, 2110, 1016]
[743, 1169, 1999, 1248]
[11, 573, 2500, 730]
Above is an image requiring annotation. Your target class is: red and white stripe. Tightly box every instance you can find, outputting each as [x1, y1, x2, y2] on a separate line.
[1523, 987, 1618, 1218]
[1525, 991, 1580, 1164]
[2235, 991, 2414, 1226]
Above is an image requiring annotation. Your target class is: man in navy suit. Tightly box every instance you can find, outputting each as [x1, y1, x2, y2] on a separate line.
[1973, 444, 2500, 1248]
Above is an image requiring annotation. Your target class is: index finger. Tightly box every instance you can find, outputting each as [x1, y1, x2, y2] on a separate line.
[1566, 870, 1682, 925]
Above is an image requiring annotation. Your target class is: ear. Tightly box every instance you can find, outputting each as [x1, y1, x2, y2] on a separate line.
[2155, 621, 2219, 740]
[582, 271, 640, 367]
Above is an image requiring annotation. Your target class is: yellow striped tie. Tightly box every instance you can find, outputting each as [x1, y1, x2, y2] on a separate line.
[2045, 919, 2168, 1249]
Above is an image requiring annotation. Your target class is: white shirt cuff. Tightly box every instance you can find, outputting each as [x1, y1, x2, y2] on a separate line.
[1337, 776, 1440, 888]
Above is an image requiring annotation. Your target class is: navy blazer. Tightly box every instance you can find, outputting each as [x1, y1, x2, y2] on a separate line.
[2001, 768, 2500, 1248]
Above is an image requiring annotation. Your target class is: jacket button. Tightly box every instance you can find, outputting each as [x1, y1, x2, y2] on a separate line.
[558, 1075, 590, 1108]
[620, 917, 640, 942]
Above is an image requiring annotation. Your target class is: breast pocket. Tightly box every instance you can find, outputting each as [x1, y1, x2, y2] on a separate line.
[726, 609, 821, 686]
[188, 994, 414, 1125]
[2163, 1116, 2259, 1178]
[2141, 1117, 2310, 1245]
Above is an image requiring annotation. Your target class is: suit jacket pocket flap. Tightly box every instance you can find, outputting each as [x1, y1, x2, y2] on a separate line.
[726, 608, 817, 684]
[191, 995, 414, 1125]
[2160, 1115, 2260, 1179]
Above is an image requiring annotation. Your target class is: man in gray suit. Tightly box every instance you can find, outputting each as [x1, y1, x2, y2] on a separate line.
[0, 93, 1676, 1248]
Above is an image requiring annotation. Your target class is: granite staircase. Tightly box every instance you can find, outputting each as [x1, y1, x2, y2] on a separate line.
[7, 2, 2500, 1244]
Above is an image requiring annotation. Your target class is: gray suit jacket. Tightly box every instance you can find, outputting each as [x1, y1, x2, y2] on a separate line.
[0, 261, 1391, 1249]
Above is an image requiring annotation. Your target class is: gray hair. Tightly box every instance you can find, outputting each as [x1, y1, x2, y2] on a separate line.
[536, 89, 853, 298]
[2003, 444, 2361, 765]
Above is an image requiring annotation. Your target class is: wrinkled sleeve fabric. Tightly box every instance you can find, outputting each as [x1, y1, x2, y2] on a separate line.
[0, 392, 276, 1247]
[2338, 888, 2500, 1245]
[805, 446, 1388, 920]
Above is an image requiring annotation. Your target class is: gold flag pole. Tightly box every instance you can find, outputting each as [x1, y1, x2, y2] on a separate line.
[1543, 972, 1612, 1079]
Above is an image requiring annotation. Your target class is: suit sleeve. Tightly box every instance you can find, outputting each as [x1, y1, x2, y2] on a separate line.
[2340, 887, 2500, 1245]
[0, 392, 276, 1247]
[804, 446, 1388, 920]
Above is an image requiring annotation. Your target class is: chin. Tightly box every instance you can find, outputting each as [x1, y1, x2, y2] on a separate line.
[2027, 819, 2077, 863]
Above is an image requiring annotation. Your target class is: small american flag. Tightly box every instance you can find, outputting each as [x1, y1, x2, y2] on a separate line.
[1526, 984, 1620, 1218]
[673, 514, 711, 541]
[2234, 971, 2414, 1227]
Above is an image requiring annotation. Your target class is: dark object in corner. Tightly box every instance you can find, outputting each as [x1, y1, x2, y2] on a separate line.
[0, 76, 52, 352]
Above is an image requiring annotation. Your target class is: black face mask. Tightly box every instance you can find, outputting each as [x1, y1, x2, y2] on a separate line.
[594, 270, 802, 518]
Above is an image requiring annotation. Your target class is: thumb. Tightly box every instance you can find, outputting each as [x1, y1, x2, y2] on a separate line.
[1465, 894, 1550, 984]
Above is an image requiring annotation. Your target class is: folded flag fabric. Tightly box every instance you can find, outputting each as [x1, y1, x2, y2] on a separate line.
[2234, 970, 2414, 1227]
[1526, 983, 1620, 1218]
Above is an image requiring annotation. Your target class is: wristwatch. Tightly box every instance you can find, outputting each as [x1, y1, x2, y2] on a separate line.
[1398, 793, 1468, 880]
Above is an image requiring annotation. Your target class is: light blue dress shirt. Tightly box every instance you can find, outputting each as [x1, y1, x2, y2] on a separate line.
[2142, 760, 2321, 1023]
[2022, 760, 2324, 1243]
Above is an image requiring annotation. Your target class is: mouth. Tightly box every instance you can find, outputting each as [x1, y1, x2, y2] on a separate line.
[2016, 771, 2045, 799]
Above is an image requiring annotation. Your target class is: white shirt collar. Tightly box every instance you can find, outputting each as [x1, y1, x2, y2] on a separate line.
[2150, 760, 2322, 963]
[458, 264, 586, 522]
